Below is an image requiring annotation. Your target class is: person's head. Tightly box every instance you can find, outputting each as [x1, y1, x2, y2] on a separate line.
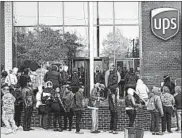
[9, 70, 13, 74]
[129, 68, 134, 73]
[55, 87, 60, 93]
[127, 88, 135, 96]
[99, 84, 105, 91]
[136, 79, 144, 85]
[63, 65, 68, 72]
[1, 84, 10, 94]
[79, 86, 84, 93]
[163, 75, 170, 82]
[52, 65, 58, 72]
[123, 67, 127, 71]
[23, 68, 29, 75]
[95, 66, 100, 72]
[152, 86, 160, 95]
[12, 67, 18, 75]
[46, 81, 53, 88]
[175, 86, 181, 94]
[162, 86, 170, 93]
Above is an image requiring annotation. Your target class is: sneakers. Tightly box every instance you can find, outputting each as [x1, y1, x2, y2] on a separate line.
[75, 131, 84, 134]
[57, 128, 63, 132]
[156, 132, 164, 135]
[167, 131, 173, 133]
[5, 129, 13, 135]
[109, 130, 113, 133]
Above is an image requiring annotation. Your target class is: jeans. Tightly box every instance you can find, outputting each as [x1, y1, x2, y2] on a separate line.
[64, 111, 73, 130]
[161, 106, 173, 132]
[14, 103, 23, 127]
[151, 112, 161, 132]
[110, 110, 118, 131]
[53, 114, 62, 129]
[23, 106, 33, 130]
[41, 114, 51, 129]
[75, 110, 82, 132]
[91, 109, 99, 131]
[126, 110, 136, 127]
[176, 109, 181, 130]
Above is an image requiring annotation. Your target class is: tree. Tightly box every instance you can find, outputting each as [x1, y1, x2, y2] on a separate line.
[14, 25, 84, 68]
[101, 29, 130, 59]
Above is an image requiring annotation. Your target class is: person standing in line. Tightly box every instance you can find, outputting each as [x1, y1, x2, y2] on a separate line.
[89, 83, 105, 133]
[147, 87, 164, 135]
[163, 75, 175, 95]
[105, 63, 121, 134]
[94, 66, 103, 84]
[19, 68, 31, 89]
[174, 86, 181, 132]
[72, 86, 85, 134]
[70, 68, 80, 94]
[1, 84, 18, 134]
[22, 81, 35, 131]
[125, 88, 141, 127]
[62, 85, 74, 131]
[161, 86, 175, 134]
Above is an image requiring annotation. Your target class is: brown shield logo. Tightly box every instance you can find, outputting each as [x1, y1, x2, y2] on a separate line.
[151, 8, 179, 41]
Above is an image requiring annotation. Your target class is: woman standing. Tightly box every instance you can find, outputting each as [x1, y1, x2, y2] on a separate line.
[161, 86, 175, 134]
[125, 88, 140, 127]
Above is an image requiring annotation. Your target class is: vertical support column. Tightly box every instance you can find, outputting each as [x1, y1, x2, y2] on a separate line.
[88, 2, 94, 93]
[4, 2, 13, 71]
[0, 2, 2, 71]
[138, 2, 144, 78]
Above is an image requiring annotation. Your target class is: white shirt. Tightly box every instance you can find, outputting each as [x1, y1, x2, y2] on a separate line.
[5, 74, 18, 86]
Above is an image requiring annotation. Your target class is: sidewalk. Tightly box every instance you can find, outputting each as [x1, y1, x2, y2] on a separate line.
[1, 127, 181, 138]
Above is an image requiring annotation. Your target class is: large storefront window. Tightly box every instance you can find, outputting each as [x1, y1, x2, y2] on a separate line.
[39, 2, 63, 25]
[13, 2, 37, 26]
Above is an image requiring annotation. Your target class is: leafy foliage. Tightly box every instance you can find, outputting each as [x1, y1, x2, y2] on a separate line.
[14, 25, 84, 67]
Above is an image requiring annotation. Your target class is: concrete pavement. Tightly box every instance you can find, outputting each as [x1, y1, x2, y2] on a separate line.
[1, 127, 181, 138]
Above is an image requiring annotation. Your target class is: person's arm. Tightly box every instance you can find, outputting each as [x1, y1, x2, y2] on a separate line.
[14, 76, 18, 85]
[117, 71, 121, 84]
[22, 89, 27, 107]
[105, 71, 109, 87]
[4, 76, 9, 84]
[171, 95, 175, 107]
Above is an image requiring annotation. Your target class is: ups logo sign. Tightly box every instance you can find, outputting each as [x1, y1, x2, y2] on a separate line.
[151, 8, 179, 40]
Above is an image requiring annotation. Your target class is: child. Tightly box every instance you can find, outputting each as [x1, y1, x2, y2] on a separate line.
[72, 86, 85, 134]
[2, 84, 17, 134]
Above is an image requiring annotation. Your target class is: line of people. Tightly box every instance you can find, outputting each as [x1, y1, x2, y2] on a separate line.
[1, 63, 181, 136]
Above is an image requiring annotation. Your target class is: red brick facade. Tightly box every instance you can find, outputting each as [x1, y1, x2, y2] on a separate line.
[141, 2, 181, 88]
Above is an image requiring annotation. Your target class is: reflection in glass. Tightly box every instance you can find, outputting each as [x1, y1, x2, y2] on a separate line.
[64, 27, 88, 57]
[64, 2, 88, 25]
[114, 2, 139, 24]
[39, 2, 63, 25]
[13, 2, 37, 26]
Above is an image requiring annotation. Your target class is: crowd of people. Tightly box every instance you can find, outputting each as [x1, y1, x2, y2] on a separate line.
[0, 62, 181, 136]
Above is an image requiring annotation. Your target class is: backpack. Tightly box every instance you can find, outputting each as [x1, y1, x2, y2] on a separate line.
[147, 97, 156, 111]
[71, 72, 79, 86]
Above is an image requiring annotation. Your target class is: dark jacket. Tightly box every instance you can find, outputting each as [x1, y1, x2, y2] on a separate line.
[94, 71, 103, 84]
[174, 93, 181, 109]
[72, 90, 84, 111]
[71, 72, 79, 86]
[19, 74, 31, 88]
[44, 71, 62, 88]
[124, 72, 138, 88]
[60, 71, 69, 85]
[163, 81, 175, 95]
[108, 70, 118, 91]
[22, 86, 35, 107]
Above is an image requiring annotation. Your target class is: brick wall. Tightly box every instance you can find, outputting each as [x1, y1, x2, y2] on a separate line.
[0, 2, 5, 67]
[141, 2, 181, 88]
[18, 105, 177, 131]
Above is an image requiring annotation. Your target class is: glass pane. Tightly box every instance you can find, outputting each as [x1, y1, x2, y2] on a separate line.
[99, 26, 113, 57]
[13, 2, 37, 26]
[39, 2, 62, 25]
[116, 26, 139, 58]
[99, 2, 113, 24]
[64, 2, 88, 25]
[64, 27, 88, 57]
[114, 2, 138, 24]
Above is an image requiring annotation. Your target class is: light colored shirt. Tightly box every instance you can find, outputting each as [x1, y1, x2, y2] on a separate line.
[5, 74, 18, 86]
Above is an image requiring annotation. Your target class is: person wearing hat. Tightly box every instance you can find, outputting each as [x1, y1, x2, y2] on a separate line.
[89, 83, 105, 133]
[163, 75, 175, 95]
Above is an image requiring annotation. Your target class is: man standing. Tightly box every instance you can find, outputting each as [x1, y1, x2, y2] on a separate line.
[105, 63, 121, 134]
[22, 82, 35, 131]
